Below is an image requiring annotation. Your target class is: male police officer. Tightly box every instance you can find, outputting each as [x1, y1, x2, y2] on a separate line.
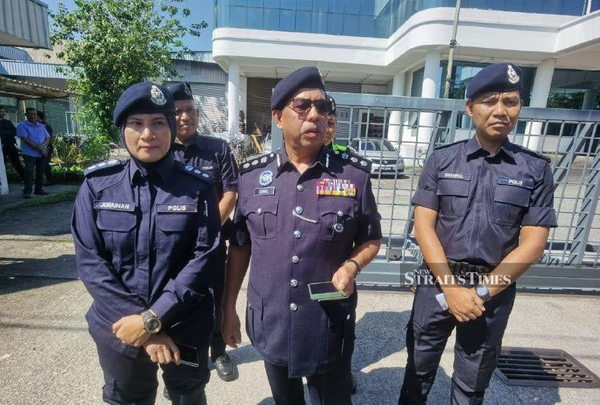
[221, 66, 382, 404]
[168, 82, 239, 381]
[399, 63, 557, 404]
[72, 82, 221, 404]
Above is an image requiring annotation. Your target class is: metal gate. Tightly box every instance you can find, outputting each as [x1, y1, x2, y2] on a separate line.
[325, 92, 600, 292]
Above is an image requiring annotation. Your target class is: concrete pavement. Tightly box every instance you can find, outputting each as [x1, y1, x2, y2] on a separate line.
[0, 190, 599, 404]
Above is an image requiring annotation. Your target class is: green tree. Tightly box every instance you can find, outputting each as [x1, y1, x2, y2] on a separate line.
[547, 92, 585, 109]
[51, 0, 206, 141]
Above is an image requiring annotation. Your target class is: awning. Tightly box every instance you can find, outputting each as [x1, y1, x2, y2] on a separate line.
[0, 75, 74, 99]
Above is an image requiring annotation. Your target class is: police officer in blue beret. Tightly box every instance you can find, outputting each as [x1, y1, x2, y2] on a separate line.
[221, 66, 382, 404]
[399, 63, 558, 404]
[71, 81, 221, 405]
[168, 82, 240, 381]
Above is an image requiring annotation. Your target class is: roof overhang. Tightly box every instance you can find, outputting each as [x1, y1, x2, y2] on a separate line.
[0, 75, 74, 99]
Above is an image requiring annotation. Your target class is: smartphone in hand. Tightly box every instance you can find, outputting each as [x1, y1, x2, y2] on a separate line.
[308, 282, 348, 301]
[174, 342, 199, 368]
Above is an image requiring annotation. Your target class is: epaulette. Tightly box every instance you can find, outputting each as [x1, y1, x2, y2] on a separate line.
[329, 149, 372, 173]
[84, 159, 127, 177]
[434, 139, 468, 151]
[520, 148, 551, 163]
[240, 152, 277, 174]
[176, 161, 214, 183]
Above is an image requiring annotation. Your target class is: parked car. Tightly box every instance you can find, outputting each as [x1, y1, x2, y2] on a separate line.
[348, 137, 405, 175]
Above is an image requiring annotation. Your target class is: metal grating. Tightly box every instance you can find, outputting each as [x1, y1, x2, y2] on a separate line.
[495, 347, 600, 388]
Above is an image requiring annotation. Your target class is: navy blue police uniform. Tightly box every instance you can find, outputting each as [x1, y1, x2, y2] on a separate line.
[169, 81, 240, 370]
[71, 82, 221, 405]
[399, 63, 558, 405]
[230, 66, 382, 405]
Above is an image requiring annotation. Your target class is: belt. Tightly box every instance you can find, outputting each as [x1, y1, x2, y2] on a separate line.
[447, 260, 492, 276]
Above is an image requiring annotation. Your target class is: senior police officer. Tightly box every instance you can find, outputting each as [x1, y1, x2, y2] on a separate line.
[221, 66, 382, 404]
[168, 82, 239, 381]
[71, 81, 221, 405]
[398, 63, 557, 404]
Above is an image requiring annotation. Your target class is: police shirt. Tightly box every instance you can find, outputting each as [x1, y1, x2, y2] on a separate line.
[412, 135, 558, 267]
[72, 155, 221, 356]
[231, 145, 382, 377]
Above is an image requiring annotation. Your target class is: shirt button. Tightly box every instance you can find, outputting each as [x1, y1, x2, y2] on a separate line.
[294, 230, 302, 239]
[257, 208, 262, 215]
[290, 279, 299, 288]
[346, 314, 351, 320]
[297, 184, 304, 192]
[337, 210, 344, 217]
[292, 255, 299, 264]
[290, 303, 298, 312]
[294, 206, 303, 215]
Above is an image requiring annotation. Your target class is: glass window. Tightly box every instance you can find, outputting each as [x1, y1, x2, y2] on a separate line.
[359, 15, 374, 37]
[280, 0, 297, 10]
[280, 10, 296, 31]
[264, 8, 280, 30]
[247, 0, 264, 6]
[296, 11, 312, 31]
[230, 0, 247, 6]
[329, 0, 345, 13]
[312, 11, 328, 33]
[345, 1, 360, 14]
[265, 0, 280, 7]
[360, 0, 376, 15]
[343, 14, 359, 36]
[314, 0, 329, 12]
[247, 7, 264, 29]
[231, 6, 247, 28]
[327, 12, 343, 35]
[297, 0, 312, 11]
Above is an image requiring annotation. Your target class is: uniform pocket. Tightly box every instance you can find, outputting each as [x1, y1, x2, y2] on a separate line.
[319, 197, 357, 243]
[493, 177, 532, 227]
[246, 283, 266, 350]
[245, 196, 278, 239]
[96, 208, 136, 263]
[156, 209, 200, 263]
[323, 299, 355, 362]
[437, 173, 471, 217]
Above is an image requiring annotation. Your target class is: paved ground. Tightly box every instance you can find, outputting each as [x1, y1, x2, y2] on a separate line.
[0, 183, 599, 404]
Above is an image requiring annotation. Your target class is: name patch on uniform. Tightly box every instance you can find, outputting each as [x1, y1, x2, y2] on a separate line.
[316, 179, 356, 197]
[497, 177, 533, 189]
[94, 201, 135, 212]
[438, 172, 472, 181]
[156, 204, 197, 213]
[254, 187, 275, 196]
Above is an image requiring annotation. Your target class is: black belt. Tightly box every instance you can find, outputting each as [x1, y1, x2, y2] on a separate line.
[447, 260, 492, 276]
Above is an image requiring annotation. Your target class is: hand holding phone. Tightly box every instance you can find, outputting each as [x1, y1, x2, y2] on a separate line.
[308, 281, 348, 301]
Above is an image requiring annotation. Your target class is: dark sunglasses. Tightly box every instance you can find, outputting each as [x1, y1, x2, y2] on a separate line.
[288, 98, 331, 115]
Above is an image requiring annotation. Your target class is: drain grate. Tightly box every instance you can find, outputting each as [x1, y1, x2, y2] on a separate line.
[495, 347, 600, 388]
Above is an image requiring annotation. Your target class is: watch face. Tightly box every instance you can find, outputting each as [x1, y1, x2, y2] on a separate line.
[146, 318, 160, 333]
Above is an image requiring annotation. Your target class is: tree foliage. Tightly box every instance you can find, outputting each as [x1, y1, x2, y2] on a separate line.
[51, 0, 207, 141]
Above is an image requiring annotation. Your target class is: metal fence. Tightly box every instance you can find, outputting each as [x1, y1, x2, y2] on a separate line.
[325, 92, 600, 292]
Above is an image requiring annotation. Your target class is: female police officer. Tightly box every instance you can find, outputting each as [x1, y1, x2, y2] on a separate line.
[71, 82, 220, 405]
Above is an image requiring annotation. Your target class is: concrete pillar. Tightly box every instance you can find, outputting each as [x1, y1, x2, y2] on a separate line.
[387, 72, 405, 144]
[239, 75, 248, 133]
[417, 50, 441, 156]
[0, 145, 8, 195]
[227, 59, 240, 136]
[527, 59, 555, 151]
[582, 90, 597, 110]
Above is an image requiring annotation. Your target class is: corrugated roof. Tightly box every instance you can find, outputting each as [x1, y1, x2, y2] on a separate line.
[0, 76, 74, 99]
[0, 60, 72, 79]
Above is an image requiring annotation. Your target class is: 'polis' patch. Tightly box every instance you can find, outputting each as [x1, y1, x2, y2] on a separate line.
[497, 177, 533, 189]
[156, 204, 197, 213]
[94, 201, 135, 212]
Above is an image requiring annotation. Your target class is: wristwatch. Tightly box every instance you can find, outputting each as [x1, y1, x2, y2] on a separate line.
[141, 310, 161, 334]
[475, 284, 491, 302]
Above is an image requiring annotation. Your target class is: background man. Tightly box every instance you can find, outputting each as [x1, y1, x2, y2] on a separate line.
[16, 107, 50, 198]
[399, 63, 558, 405]
[168, 82, 239, 382]
[222, 66, 382, 404]
[0, 106, 24, 181]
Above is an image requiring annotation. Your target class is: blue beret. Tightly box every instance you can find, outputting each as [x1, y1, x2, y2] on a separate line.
[113, 82, 175, 127]
[466, 63, 523, 100]
[271, 66, 325, 111]
[168, 82, 194, 101]
[328, 96, 337, 116]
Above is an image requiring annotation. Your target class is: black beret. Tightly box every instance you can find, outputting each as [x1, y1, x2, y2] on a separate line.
[271, 66, 325, 111]
[466, 62, 523, 100]
[168, 82, 194, 101]
[328, 96, 337, 116]
[113, 82, 175, 127]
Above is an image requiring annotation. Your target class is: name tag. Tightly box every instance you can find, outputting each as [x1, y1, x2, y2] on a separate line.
[438, 172, 472, 181]
[254, 187, 275, 196]
[497, 177, 533, 189]
[94, 201, 135, 212]
[156, 204, 197, 213]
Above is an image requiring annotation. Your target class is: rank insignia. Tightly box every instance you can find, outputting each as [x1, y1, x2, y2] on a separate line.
[316, 178, 357, 197]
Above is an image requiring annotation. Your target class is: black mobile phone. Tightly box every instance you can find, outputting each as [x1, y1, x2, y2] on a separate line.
[175, 342, 199, 368]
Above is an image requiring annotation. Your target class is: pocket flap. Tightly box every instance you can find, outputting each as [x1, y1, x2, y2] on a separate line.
[494, 182, 532, 207]
[319, 197, 356, 218]
[96, 209, 136, 232]
[437, 174, 471, 197]
[156, 211, 198, 232]
[246, 196, 278, 216]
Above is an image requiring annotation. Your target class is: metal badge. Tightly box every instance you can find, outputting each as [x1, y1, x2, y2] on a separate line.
[333, 223, 344, 233]
[150, 85, 167, 105]
[259, 170, 273, 187]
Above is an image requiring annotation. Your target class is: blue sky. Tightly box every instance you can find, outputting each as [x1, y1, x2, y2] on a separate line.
[41, 0, 214, 51]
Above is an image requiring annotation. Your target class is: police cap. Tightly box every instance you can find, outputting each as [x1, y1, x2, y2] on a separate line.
[466, 62, 523, 100]
[169, 82, 194, 101]
[113, 81, 175, 127]
[271, 66, 326, 111]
